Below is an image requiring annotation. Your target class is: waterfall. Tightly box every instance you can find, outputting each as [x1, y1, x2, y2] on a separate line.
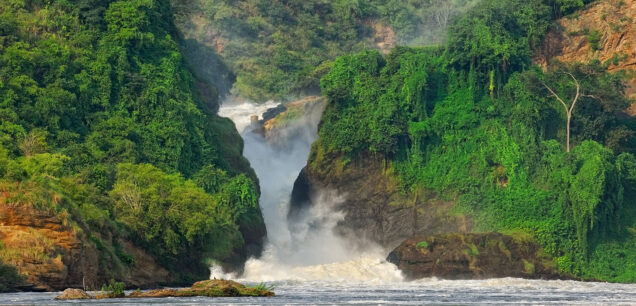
[217, 98, 403, 283]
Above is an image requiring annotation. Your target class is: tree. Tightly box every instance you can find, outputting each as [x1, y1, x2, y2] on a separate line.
[542, 72, 588, 152]
[18, 130, 48, 157]
[540, 62, 631, 152]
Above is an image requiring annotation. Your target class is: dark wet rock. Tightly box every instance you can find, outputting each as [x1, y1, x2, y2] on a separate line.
[289, 151, 473, 249]
[261, 104, 287, 122]
[288, 167, 312, 221]
[387, 232, 567, 280]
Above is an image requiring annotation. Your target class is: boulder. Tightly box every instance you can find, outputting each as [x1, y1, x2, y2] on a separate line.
[54, 288, 92, 300]
[387, 232, 566, 280]
[128, 279, 274, 298]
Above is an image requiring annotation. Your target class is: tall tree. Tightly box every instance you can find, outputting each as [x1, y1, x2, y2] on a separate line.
[540, 62, 631, 152]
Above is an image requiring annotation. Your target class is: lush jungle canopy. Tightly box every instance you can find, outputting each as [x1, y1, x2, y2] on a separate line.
[312, 0, 636, 281]
[0, 0, 633, 287]
[0, 0, 262, 283]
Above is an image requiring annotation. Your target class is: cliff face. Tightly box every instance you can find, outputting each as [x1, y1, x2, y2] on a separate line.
[387, 233, 564, 280]
[0, 205, 169, 291]
[261, 96, 326, 148]
[0, 0, 266, 290]
[290, 151, 473, 250]
[533, 0, 635, 113]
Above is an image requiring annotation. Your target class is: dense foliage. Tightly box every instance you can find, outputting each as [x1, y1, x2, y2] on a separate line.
[172, 0, 596, 102]
[0, 0, 262, 281]
[314, 0, 636, 281]
[0, 259, 23, 292]
[172, 0, 484, 102]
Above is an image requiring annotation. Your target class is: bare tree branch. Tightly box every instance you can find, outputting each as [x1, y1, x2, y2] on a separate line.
[543, 72, 587, 152]
[565, 72, 580, 114]
[542, 82, 569, 113]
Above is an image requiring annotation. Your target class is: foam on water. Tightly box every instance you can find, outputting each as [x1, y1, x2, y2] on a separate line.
[218, 99, 279, 133]
[212, 100, 636, 305]
[217, 99, 403, 284]
[4, 278, 636, 305]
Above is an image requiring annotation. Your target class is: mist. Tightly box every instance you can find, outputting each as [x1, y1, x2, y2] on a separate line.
[217, 97, 403, 282]
[403, 0, 481, 47]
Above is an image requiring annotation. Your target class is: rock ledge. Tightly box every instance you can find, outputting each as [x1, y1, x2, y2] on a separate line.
[54, 280, 274, 300]
[387, 232, 568, 280]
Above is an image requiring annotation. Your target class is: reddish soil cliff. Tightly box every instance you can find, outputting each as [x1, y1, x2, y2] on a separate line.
[534, 0, 635, 113]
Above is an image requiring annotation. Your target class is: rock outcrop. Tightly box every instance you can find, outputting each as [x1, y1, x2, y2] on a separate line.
[533, 0, 636, 113]
[250, 96, 326, 149]
[369, 21, 397, 54]
[387, 233, 564, 280]
[55, 288, 93, 300]
[0, 205, 169, 291]
[289, 152, 473, 250]
[130, 279, 274, 298]
[54, 280, 274, 300]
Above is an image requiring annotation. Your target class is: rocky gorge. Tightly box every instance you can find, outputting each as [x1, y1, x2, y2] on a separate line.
[286, 0, 636, 282]
[1, 0, 636, 294]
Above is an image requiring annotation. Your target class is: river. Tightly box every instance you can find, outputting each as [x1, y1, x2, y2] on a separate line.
[2, 100, 636, 305]
[2, 279, 636, 305]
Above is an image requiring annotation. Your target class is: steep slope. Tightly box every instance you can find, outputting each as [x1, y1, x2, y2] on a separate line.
[171, 0, 481, 101]
[290, 0, 636, 282]
[0, 205, 169, 291]
[0, 0, 265, 289]
[534, 0, 636, 111]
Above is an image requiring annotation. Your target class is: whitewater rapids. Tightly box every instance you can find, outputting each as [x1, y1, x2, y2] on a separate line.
[1, 100, 636, 305]
[218, 98, 403, 283]
[210, 99, 636, 306]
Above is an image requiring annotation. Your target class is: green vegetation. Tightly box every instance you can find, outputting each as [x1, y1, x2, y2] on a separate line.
[0, 259, 24, 292]
[171, 0, 596, 102]
[249, 282, 276, 292]
[101, 279, 125, 297]
[314, 0, 636, 282]
[416, 241, 429, 249]
[0, 0, 262, 281]
[172, 0, 482, 102]
[584, 29, 603, 51]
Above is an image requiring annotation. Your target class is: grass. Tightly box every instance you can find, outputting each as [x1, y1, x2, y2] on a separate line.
[100, 279, 125, 297]
[523, 259, 536, 275]
[586, 29, 603, 51]
[416, 241, 429, 249]
[0, 228, 54, 265]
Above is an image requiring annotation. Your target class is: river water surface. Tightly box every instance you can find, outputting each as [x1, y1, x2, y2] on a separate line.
[2, 100, 636, 305]
[2, 279, 636, 305]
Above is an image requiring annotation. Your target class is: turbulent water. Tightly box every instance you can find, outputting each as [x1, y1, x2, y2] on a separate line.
[3, 279, 636, 305]
[217, 98, 391, 281]
[3, 99, 636, 305]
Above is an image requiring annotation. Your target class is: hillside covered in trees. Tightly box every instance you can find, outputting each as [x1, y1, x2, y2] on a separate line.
[295, 0, 636, 282]
[0, 0, 264, 289]
[172, 0, 483, 101]
[1, 0, 635, 292]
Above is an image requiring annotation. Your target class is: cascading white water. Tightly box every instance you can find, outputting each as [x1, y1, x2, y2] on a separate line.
[217, 98, 403, 283]
[3, 99, 636, 305]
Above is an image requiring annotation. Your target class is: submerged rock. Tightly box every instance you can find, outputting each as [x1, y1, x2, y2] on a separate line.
[387, 232, 566, 280]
